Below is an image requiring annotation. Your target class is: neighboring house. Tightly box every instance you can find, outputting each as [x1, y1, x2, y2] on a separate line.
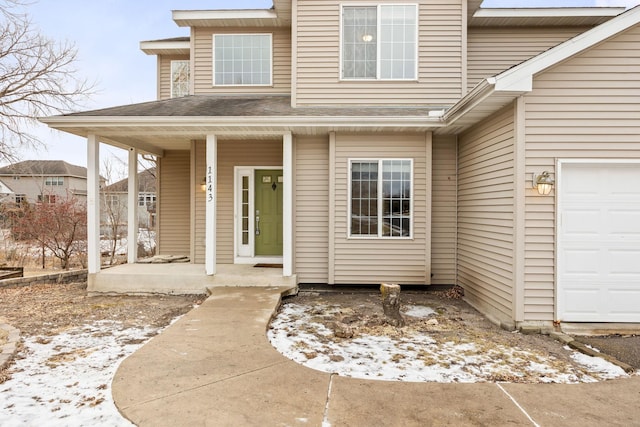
[41, 2, 640, 330]
[101, 167, 157, 231]
[0, 160, 89, 204]
[0, 180, 15, 204]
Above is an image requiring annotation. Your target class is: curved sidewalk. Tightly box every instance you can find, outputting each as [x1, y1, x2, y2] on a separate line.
[112, 287, 640, 426]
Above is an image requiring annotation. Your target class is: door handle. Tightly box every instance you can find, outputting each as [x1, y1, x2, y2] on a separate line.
[255, 215, 260, 236]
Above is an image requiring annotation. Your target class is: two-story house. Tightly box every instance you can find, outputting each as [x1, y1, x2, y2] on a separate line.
[42, 1, 640, 331]
[101, 167, 157, 232]
[0, 160, 89, 204]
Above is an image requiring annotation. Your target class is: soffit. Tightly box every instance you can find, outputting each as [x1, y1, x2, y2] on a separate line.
[140, 38, 190, 55]
[172, 9, 290, 28]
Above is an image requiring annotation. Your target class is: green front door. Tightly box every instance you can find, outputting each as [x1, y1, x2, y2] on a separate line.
[254, 170, 283, 256]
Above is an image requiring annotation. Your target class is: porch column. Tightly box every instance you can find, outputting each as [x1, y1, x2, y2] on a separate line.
[87, 134, 101, 274]
[205, 134, 217, 275]
[283, 132, 293, 277]
[127, 148, 138, 264]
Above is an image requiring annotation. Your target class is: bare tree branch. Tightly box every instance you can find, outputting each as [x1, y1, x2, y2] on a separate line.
[0, 0, 93, 161]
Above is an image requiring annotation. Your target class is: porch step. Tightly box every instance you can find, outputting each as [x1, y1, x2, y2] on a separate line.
[88, 263, 298, 296]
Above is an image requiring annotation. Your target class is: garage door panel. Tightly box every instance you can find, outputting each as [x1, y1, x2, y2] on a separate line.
[610, 250, 640, 275]
[558, 162, 640, 323]
[609, 211, 640, 236]
[562, 167, 599, 197]
[562, 249, 601, 275]
[562, 209, 601, 236]
[561, 287, 601, 319]
[609, 290, 640, 317]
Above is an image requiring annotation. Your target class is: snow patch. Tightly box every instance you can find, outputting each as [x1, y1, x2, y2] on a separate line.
[268, 303, 630, 384]
[0, 321, 164, 426]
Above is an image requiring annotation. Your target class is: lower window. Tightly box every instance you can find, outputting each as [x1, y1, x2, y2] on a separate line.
[350, 159, 412, 238]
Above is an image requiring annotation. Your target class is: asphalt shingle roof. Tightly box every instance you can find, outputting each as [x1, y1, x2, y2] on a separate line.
[62, 95, 438, 118]
[0, 160, 87, 178]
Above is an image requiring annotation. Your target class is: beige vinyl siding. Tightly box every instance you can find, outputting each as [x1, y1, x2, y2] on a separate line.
[295, 136, 329, 282]
[333, 133, 430, 284]
[457, 105, 515, 324]
[294, 0, 463, 107]
[522, 25, 640, 322]
[193, 140, 283, 264]
[467, 27, 587, 91]
[158, 54, 190, 100]
[192, 27, 291, 95]
[431, 136, 457, 284]
[157, 150, 191, 256]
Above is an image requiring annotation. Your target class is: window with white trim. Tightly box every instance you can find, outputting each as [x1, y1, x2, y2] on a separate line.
[45, 176, 64, 186]
[342, 4, 417, 80]
[170, 60, 190, 98]
[350, 159, 412, 238]
[213, 34, 272, 86]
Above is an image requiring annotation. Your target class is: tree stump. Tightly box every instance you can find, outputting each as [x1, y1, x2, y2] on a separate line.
[380, 283, 405, 327]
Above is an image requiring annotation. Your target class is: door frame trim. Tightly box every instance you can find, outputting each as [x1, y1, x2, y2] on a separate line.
[233, 166, 284, 265]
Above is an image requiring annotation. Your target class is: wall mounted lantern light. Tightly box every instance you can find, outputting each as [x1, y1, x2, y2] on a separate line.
[532, 171, 554, 195]
[200, 177, 207, 192]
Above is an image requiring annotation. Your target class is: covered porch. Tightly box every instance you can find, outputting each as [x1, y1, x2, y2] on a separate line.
[87, 263, 297, 295]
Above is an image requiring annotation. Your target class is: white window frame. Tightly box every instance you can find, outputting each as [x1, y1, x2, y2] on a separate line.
[45, 176, 64, 186]
[339, 3, 419, 81]
[212, 33, 273, 87]
[170, 60, 190, 98]
[348, 158, 414, 239]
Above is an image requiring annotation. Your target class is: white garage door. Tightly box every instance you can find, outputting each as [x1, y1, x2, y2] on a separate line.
[558, 162, 640, 322]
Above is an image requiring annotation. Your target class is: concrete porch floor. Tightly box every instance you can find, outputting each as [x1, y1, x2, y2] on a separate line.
[87, 263, 298, 295]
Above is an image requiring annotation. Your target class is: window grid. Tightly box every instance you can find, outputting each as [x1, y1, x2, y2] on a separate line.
[350, 159, 412, 238]
[241, 176, 250, 245]
[214, 34, 272, 86]
[341, 4, 417, 81]
[138, 193, 156, 207]
[350, 161, 378, 235]
[342, 6, 377, 79]
[45, 176, 63, 186]
[170, 60, 190, 98]
[381, 160, 411, 237]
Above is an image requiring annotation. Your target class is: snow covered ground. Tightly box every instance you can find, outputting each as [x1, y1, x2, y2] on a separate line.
[0, 321, 164, 426]
[268, 302, 631, 384]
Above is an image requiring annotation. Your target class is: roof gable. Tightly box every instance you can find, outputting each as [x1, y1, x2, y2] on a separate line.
[104, 168, 157, 192]
[443, 5, 640, 133]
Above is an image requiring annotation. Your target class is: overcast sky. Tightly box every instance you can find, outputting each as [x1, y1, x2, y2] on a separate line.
[13, 0, 640, 170]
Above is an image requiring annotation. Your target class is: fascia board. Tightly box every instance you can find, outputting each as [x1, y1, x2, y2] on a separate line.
[40, 115, 444, 130]
[441, 78, 497, 123]
[172, 9, 278, 26]
[140, 40, 190, 55]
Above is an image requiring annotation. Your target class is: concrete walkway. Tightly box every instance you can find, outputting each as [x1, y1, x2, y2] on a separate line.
[112, 287, 640, 427]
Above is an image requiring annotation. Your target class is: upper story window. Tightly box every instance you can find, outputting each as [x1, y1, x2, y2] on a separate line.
[138, 192, 156, 207]
[349, 159, 413, 238]
[45, 176, 64, 186]
[341, 4, 418, 80]
[213, 34, 272, 86]
[171, 60, 190, 98]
